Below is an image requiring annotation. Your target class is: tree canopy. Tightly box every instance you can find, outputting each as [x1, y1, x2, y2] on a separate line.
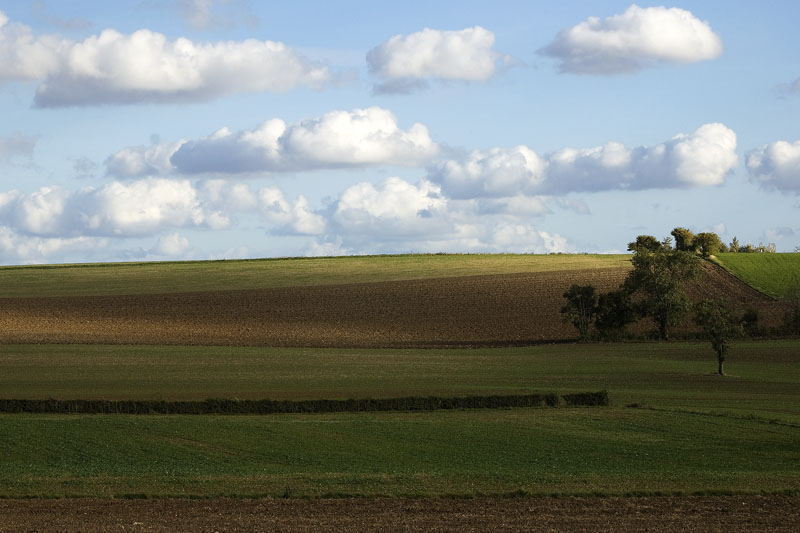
[624, 242, 701, 340]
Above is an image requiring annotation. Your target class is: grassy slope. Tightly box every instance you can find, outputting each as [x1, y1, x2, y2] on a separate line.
[715, 253, 800, 299]
[1, 341, 798, 497]
[0, 254, 628, 298]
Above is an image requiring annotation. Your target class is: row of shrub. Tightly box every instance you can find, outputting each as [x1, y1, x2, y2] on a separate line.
[0, 391, 609, 415]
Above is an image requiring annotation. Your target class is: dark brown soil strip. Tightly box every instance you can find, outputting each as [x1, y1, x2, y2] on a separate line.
[1, 495, 797, 532]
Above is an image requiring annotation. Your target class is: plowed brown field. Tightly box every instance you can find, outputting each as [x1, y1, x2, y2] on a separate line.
[0, 263, 784, 347]
[1, 496, 798, 532]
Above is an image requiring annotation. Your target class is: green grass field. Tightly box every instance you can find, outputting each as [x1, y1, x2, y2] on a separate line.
[0, 254, 629, 297]
[715, 253, 800, 299]
[1, 341, 798, 498]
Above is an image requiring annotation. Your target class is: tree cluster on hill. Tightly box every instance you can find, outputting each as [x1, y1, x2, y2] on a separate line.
[561, 228, 753, 374]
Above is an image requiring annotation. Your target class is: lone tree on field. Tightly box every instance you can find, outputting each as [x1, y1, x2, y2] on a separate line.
[624, 238, 701, 340]
[694, 299, 742, 375]
[561, 284, 597, 341]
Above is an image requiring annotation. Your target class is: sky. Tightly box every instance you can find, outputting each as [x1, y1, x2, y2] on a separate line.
[0, 0, 798, 265]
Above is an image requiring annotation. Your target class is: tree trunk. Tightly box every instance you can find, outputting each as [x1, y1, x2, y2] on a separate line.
[718, 360, 724, 376]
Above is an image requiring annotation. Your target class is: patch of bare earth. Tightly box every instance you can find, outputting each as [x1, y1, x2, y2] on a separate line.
[0, 265, 784, 347]
[0, 496, 798, 532]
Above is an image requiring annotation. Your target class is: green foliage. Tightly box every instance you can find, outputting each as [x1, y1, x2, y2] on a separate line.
[692, 232, 724, 258]
[624, 247, 701, 340]
[694, 299, 743, 375]
[0, 392, 608, 414]
[741, 309, 761, 337]
[671, 227, 697, 252]
[594, 289, 636, 340]
[714, 253, 800, 299]
[561, 284, 597, 340]
[627, 235, 663, 253]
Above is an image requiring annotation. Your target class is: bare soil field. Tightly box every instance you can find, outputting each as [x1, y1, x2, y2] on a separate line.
[0, 263, 784, 347]
[1, 496, 798, 532]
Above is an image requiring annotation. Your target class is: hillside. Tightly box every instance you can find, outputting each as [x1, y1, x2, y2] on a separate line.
[0, 254, 628, 298]
[0, 256, 785, 347]
[715, 253, 800, 299]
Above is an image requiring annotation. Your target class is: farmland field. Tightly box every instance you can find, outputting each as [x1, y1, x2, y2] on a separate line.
[1, 254, 798, 528]
[0, 253, 629, 298]
[0, 340, 798, 499]
[715, 252, 800, 299]
[0, 260, 786, 347]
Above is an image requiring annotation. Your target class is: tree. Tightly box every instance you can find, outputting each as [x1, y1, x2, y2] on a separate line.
[624, 246, 701, 340]
[671, 227, 696, 252]
[694, 299, 742, 375]
[730, 236, 740, 253]
[594, 289, 636, 340]
[561, 284, 597, 341]
[627, 235, 662, 253]
[692, 232, 723, 258]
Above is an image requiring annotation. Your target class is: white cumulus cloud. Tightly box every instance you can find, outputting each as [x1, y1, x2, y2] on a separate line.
[367, 26, 504, 93]
[428, 146, 546, 199]
[428, 123, 737, 197]
[539, 5, 723, 74]
[315, 177, 571, 254]
[105, 140, 186, 178]
[0, 10, 329, 106]
[0, 178, 221, 237]
[747, 140, 800, 193]
[169, 107, 439, 173]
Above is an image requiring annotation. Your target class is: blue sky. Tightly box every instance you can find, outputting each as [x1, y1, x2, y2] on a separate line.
[0, 0, 798, 264]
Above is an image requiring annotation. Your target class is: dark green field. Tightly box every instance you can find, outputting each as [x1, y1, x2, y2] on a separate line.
[0, 340, 798, 498]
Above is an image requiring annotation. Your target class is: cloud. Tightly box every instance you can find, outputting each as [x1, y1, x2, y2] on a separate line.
[330, 177, 448, 239]
[0, 175, 576, 263]
[105, 140, 185, 178]
[746, 140, 800, 193]
[427, 146, 546, 199]
[0, 132, 38, 161]
[152, 232, 191, 256]
[0, 226, 107, 265]
[198, 180, 324, 235]
[176, 0, 259, 31]
[428, 123, 737, 197]
[0, 178, 222, 237]
[313, 177, 571, 254]
[169, 107, 439, 173]
[539, 5, 722, 74]
[367, 26, 505, 93]
[0, 10, 328, 106]
[0, 11, 71, 81]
